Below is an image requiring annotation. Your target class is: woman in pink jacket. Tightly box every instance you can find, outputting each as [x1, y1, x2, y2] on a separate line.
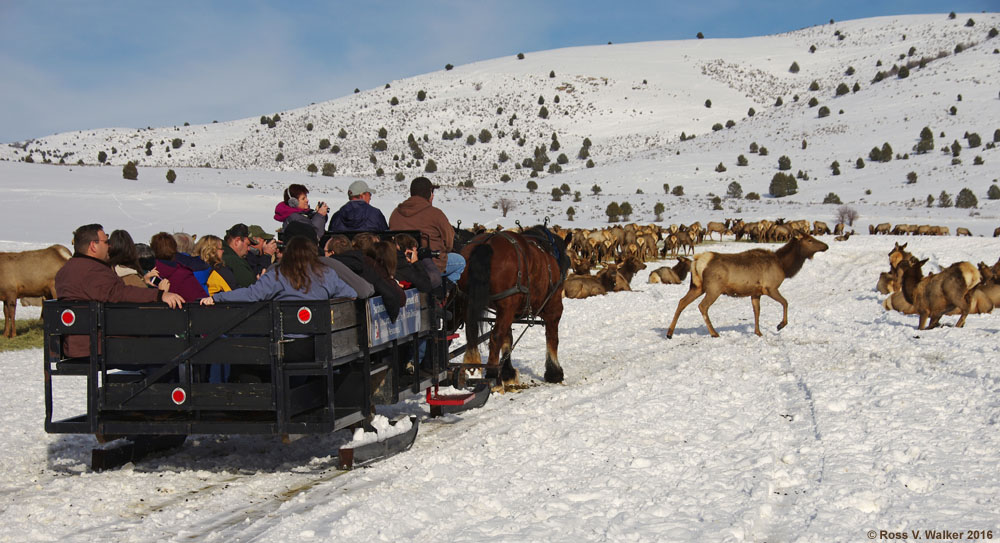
[274, 184, 329, 240]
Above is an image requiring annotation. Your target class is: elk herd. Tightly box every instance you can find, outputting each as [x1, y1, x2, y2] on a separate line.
[539, 216, 999, 335]
[1, 218, 999, 340]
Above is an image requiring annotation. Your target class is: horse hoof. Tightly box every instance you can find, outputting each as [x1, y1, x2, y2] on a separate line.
[544, 367, 563, 384]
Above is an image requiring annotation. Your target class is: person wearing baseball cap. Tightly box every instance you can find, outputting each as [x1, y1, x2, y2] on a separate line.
[388, 176, 465, 282]
[326, 179, 389, 234]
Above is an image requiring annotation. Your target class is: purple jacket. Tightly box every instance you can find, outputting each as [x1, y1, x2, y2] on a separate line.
[155, 259, 208, 301]
[274, 202, 327, 240]
[327, 199, 388, 233]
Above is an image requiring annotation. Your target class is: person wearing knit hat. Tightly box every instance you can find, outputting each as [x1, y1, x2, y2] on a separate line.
[326, 179, 388, 233]
[388, 176, 464, 282]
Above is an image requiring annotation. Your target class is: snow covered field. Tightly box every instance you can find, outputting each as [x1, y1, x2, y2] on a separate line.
[1, 235, 998, 542]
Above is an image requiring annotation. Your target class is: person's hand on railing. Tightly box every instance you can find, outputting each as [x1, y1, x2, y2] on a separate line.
[162, 292, 185, 309]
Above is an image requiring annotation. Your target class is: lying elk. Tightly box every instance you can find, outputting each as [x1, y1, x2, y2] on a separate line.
[666, 234, 829, 338]
[648, 257, 691, 284]
[563, 265, 618, 299]
[897, 258, 981, 329]
[1, 245, 72, 338]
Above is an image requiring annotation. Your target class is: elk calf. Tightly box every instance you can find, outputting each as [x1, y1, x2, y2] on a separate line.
[666, 235, 829, 338]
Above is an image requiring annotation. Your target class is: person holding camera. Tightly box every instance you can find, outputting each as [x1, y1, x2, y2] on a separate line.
[388, 177, 465, 283]
[274, 183, 329, 240]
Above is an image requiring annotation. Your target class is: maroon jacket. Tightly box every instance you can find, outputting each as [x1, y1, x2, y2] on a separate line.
[55, 254, 163, 358]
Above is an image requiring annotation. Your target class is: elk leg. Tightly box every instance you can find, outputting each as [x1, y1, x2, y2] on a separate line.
[917, 312, 929, 330]
[2, 299, 15, 339]
[697, 290, 723, 338]
[766, 289, 789, 331]
[667, 285, 703, 339]
[751, 296, 762, 336]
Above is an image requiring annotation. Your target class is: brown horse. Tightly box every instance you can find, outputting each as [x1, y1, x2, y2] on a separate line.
[459, 225, 570, 389]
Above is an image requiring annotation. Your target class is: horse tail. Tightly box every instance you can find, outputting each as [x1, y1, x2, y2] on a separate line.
[464, 243, 493, 349]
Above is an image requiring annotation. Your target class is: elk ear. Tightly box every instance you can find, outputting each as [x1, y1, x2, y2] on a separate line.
[563, 232, 572, 245]
[919, 258, 929, 266]
[900, 243, 907, 250]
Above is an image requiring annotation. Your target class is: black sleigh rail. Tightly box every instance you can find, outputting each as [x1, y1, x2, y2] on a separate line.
[42, 291, 465, 468]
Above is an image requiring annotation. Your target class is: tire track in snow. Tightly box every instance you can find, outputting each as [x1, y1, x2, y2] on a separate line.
[751, 350, 827, 542]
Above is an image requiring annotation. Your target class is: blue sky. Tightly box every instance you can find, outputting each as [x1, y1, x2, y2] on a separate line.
[0, 0, 994, 143]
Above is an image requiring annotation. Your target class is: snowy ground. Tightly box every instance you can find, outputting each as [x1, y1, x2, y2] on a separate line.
[1, 235, 998, 542]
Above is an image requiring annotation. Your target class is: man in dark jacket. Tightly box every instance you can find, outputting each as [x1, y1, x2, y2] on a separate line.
[55, 224, 185, 357]
[327, 180, 388, 233]
[222, 223, 257, 288]
[388, 177, 465, 282]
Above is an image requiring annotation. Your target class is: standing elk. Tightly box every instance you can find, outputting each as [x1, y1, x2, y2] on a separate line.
[1, 245, 72, 338]
[666, 234, 829, 338]
[705, 221, 728, 241]
[955, 227, 972, 237]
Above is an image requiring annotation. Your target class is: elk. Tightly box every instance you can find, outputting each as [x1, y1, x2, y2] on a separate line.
[834, 230, 854, 242]
[955, 227, 972, 237]
[666, 235, 829, 338]
[563, 265, 618, 299]
[1, 245, 72, 338]
[648, 257, 691, 284]
[705, 221, 728, 241]
[898, 258, 981, 329]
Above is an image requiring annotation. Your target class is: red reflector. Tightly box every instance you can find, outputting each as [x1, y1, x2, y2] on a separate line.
[60, 309, 76, 327]
[171, 387, 186, 405]
[297, 307, 312, 324]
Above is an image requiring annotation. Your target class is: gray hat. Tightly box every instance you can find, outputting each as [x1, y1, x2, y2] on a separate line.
[348, 180, 373, 197]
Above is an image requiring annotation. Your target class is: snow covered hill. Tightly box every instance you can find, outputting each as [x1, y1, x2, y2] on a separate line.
[3, 13, 999, 231]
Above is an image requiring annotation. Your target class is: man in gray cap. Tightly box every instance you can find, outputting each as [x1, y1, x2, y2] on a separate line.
[326, 180, 389, 233]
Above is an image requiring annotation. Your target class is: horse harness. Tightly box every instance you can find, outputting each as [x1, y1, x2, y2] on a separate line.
[479, 231, 566, 319]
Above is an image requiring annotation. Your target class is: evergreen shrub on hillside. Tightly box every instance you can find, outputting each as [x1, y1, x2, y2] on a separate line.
[123, 162, 138, 180]
[956, 188, 978, 208]
[769, 172, 797, 197]
[938, 191, 953, 208]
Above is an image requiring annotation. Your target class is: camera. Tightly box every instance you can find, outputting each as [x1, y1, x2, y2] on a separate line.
[149, 276, 162, 287]
[417, 247, 441, 260]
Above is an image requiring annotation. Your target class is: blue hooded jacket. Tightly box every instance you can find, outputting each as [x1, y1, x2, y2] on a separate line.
[327, 199, 389, 233]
